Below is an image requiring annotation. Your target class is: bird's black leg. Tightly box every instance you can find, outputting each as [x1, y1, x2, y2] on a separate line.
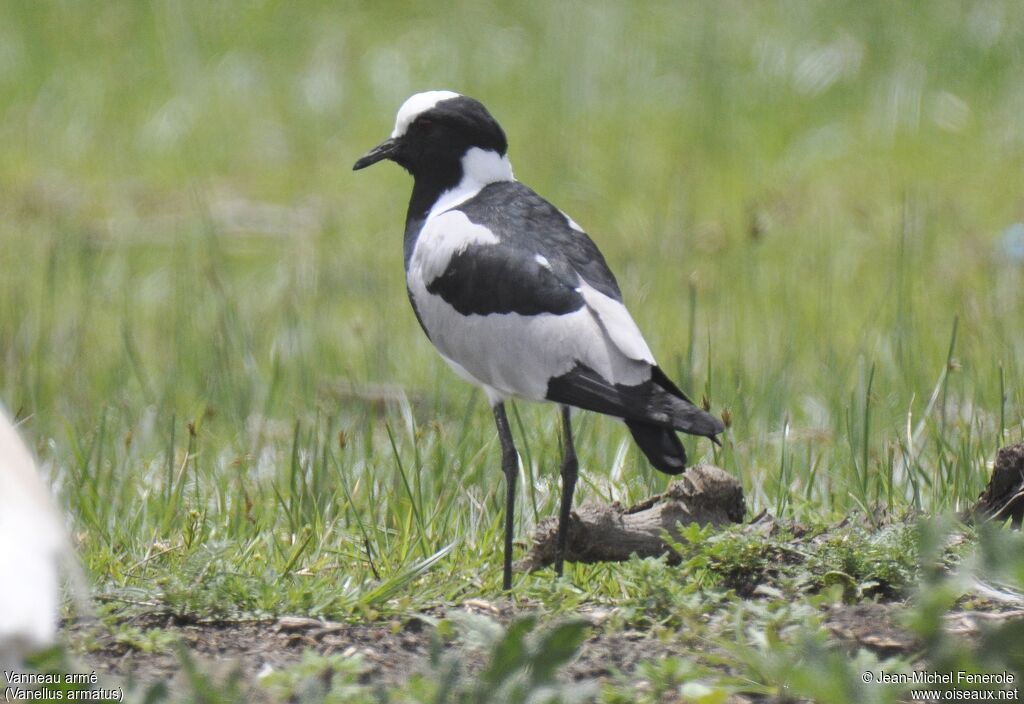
[492, 402, 518, 591]
[555, 405, 578, 578]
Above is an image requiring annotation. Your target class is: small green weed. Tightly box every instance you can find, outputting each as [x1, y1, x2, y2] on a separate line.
[111, 626, 180, 655]
[261, 651, 374, 704]
[412, 614, 594, 704]
[805, 523, 919, 600]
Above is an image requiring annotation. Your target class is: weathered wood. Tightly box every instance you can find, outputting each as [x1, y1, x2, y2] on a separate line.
[517, 464, 745, 570]
[968, 443, 1024, 526]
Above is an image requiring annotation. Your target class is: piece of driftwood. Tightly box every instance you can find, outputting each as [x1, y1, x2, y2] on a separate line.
[518, 464, 745, 571]
[968, 443, 1024, 526]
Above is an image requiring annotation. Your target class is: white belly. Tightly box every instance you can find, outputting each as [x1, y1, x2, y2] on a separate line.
[407, 276, 650, 403]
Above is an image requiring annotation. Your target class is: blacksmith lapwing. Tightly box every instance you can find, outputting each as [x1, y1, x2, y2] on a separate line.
[354, 91, 724, 589]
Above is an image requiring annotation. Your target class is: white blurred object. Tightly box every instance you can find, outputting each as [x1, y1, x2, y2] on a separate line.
[1000, 223, 1024, 264]
[0, 406, 69, 669]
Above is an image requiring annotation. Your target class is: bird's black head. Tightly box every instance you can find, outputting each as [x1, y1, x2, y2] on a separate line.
[353, 91, 508, 180]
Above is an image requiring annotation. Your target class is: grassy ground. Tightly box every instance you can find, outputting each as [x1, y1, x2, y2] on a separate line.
[3, 1, 1024, 701]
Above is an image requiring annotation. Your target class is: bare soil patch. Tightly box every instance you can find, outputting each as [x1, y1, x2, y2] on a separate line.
[67, 599, 922, 700]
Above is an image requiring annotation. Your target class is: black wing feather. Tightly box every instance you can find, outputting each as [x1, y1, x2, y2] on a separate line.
[624, 420, 688, 475]
[426, 243, 584, 316]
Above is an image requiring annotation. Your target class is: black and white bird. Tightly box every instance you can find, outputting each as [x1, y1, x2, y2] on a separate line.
[354, 91, 724, 589]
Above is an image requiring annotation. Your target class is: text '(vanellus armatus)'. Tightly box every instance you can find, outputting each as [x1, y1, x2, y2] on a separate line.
[354, 91, 725, 590]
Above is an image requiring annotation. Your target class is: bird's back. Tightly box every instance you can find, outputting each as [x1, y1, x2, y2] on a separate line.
[452, 181, 624, 300]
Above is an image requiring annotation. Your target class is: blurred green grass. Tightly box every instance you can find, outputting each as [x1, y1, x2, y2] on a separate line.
[1, 0, 1023, 609]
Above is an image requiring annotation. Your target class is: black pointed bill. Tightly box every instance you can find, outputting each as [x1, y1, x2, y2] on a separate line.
[353, 137, 400, 170]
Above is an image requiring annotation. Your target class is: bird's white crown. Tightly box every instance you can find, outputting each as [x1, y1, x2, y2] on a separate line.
[390, 90, 461, 139]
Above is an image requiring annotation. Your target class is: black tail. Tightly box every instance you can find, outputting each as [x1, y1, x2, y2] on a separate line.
[647, 366, 725, 438]
[546, 364, 725, 438]
[546, 363, 724, 475]
[625, 419, 687, 474]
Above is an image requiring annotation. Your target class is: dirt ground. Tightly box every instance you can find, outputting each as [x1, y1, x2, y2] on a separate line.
[66, 600, 920, 701]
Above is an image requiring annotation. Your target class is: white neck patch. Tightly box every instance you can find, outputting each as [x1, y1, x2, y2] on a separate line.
[461, 146, 513, 184]
[391, 90, 461, 138]
[429, 147, 515, 218]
